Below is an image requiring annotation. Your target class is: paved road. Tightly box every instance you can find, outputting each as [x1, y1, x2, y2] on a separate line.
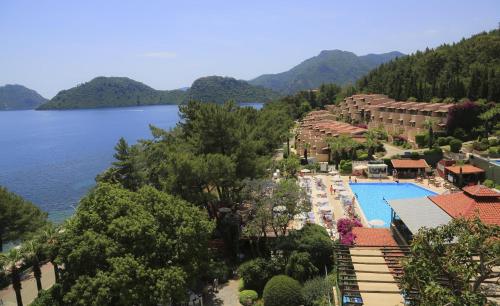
[206, 279, 242, 306]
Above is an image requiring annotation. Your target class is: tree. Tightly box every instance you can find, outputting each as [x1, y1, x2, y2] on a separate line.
[401, 218, 500, 305]
[22, 240, 44, 293]
[0, 248, 24, 306]
[53, 183, 214, 305]
[238, 258, 274, 293]
[423, 118, 436, 149]
[37, 224, 61, 283]
[449, 139, 463, 153]
[0, 186, 48, 252]
[302, 276, 336, 306]
[285, 251, 319, 282]
[303, 142, 311, 163]
[263, 275, 303, 306]
[269, 179, 310, 237]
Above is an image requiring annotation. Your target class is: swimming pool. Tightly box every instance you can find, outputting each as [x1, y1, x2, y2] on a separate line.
[349, 183, 437, 228]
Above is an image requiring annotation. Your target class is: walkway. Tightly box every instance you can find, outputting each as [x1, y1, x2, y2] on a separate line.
[0, 263, 55, 306]
[206, 279, 242, 306]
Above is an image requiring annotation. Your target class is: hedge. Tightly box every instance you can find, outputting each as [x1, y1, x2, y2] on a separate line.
[450, 139, 463, 153]
[239, 290, 259, 306]
[263, 275, 303, 306]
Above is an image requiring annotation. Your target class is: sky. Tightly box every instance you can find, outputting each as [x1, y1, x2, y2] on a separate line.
[1, 0, 499, 98]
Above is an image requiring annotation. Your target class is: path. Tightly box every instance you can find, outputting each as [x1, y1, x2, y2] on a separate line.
[382, 143, 426, 158]
[206, 279, 242, 306]
[0, 263, 55, 306]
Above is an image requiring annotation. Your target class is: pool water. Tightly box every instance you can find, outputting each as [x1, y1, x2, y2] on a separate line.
[349, 183, 437, 228]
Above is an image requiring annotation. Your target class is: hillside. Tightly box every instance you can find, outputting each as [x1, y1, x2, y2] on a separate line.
[0, 84, 47, 110]
[249, 50, 404, 94]
[186, 76, 280, 103]
[37, 77, 186, 110]
[357, 29, 500, 102]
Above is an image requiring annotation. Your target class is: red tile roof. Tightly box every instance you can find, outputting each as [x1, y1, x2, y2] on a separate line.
[463, 185, 500, 197]
[445, 165, 485, 175]
[429, 190, 500, 226]
[352, 228, 398, 247]
[391, 159, 429, 169]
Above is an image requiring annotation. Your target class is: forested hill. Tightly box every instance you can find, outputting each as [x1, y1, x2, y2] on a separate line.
[186, 76, 281, 103]
[357, 29, 500, 102]
[0, 84, 47, 110]
[249, 50, 404, 94]
[37, 77, 186, 110]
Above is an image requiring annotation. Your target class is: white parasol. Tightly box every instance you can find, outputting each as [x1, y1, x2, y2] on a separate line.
[368, 219, 385, 227]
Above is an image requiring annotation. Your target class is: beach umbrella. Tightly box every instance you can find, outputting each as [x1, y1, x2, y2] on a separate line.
[368, 219, 385, 227]
[300, 169, 311, 173]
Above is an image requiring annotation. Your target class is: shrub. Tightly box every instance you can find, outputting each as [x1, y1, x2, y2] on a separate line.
[285, 251, 319, 283]
[339, 160, 352, 174]
[263, 275, 303, 306]
[302, 276, 336, 306]
[453, 128, 467, 140]
[437, 137, 449, 146]
[415, 134, 427, 148]
[282, 224, 334, 271]
[239, 290, 259, 306]
[489, 138, 498, 146]
[238, 258, 274, 293]
[488, 146, 499, 157]
[449, 139, 463, 153]
[410, 151, 420, 159]
[357, 152, 369, 161]
[484, 179, 495, 188]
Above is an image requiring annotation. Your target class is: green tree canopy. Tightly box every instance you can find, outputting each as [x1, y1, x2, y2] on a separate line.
[0, 186, 48, 252]
[53, 183, 214, 305]
[401, 218, 500, 306]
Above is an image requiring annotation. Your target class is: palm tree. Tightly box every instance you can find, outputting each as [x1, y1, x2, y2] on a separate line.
[327, 135, 358, 169]
[21, 240, 43, 293]
[1, 248, 24, 306]
[38, 225, 60, 283]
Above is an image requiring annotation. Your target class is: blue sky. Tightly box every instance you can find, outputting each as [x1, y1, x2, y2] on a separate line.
[1, 0, 499, 98]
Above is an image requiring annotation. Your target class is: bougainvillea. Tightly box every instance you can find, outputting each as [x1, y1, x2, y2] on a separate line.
[337, 217, 362, 245]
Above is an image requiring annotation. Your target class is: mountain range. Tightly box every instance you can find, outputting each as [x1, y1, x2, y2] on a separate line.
[0, 84, 47, 110]
[249, 50, 404, 94]
[4, 49, 404, 110]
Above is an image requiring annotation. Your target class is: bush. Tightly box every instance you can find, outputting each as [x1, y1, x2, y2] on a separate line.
[437, 137, 450, 146]
[453, 128, 467, 140]
[339, 160, 352, 174]
[484, 179, 495, 188]
[302, 276, 336, 306]
[238, 258, 274, 293]
[410, 151, 420, 159]
[473, 138, 490, 151]
[239, 290, 259, 306]
[285, 251, 319, 283]
[449, 139, 463, 153]
[263, 275, 303, 306]
[489, 138, 498, 146]
[488, 146, 499, 157]
[415, 134, 427, 148]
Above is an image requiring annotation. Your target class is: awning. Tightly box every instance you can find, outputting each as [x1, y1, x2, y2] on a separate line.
[388, 197, 452, 234]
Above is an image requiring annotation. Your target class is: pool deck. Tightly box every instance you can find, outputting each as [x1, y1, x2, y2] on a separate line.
[301, 174, 446, 229]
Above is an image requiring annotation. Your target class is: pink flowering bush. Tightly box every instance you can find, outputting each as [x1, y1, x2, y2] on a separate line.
[337, 217, 362, 245]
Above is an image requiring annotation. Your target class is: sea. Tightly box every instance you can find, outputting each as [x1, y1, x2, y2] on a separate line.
[0, 103, 263, 223]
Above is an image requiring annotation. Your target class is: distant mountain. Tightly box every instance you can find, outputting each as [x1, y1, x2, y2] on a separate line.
[37, 77, 186, 110]
[249, 50, 404, 94]
[357, 29, 500, 102]
[186, 76, 280, 103]
[0, 84, 47, 110]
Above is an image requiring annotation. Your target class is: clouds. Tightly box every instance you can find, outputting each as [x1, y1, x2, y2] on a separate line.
[140, 51, 177, 59]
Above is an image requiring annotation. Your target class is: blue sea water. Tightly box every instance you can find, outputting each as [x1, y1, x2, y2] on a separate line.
[349, 183, 437, 228]
[0, 103, 263, 223]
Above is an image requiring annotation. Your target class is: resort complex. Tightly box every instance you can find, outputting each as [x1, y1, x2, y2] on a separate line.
[328, 94, 454, 143]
